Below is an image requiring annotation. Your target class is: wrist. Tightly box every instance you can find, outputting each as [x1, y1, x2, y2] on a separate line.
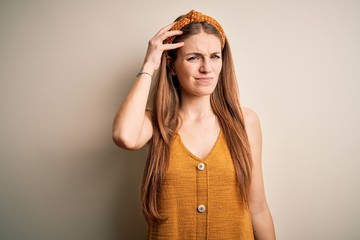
[136, 71, 153, 78]
[141, 63, 156, 76]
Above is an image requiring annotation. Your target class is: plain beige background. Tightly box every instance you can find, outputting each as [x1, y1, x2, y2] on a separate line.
[1, 0, 359, 239]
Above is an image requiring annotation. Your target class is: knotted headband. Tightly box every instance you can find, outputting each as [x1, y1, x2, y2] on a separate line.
[165, 10, 226, 48]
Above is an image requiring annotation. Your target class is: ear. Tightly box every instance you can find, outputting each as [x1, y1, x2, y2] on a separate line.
[166, 54, 176, 76]
[170, 66, 176, 76]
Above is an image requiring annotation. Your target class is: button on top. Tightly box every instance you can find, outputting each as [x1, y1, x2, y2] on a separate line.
[197, 162, 205, 171]
[197, 204, 206, 213]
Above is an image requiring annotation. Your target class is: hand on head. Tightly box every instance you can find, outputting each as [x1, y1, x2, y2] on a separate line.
[142, 22, 184, 73]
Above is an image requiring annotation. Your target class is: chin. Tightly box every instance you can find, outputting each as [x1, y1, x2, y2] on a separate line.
[195, 87, 217, 96]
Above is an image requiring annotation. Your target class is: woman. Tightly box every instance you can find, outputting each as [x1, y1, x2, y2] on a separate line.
[113, 10, 275, 239]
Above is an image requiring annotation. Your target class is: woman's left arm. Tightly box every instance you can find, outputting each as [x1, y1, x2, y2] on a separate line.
[243, 107, 276, 240]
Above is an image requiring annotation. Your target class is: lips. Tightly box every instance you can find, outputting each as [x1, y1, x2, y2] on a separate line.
[195, 77, 213, 84]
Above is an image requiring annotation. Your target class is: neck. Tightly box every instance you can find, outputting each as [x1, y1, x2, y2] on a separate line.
[179, 95, 214, 120]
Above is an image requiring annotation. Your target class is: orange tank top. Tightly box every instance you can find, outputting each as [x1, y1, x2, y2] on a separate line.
[147, 131, 254, 239]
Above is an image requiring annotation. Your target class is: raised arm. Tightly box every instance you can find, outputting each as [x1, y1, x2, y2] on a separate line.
[112, 23, 184, 150]
[242, 107, 276, 239]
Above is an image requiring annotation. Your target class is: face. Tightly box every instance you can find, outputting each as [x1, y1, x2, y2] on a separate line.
[173, 31, 223, 98]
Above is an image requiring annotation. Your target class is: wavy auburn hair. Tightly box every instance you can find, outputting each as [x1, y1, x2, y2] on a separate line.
[141, 20, 253, 222]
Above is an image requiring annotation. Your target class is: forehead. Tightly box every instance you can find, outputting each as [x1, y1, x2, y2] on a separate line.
[178, 31, 222, 55]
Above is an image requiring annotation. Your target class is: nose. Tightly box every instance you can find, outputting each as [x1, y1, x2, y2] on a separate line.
[200, 58, 211, 74]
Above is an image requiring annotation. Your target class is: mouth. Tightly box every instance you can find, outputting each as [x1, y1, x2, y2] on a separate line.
[194, 77, 213, 83]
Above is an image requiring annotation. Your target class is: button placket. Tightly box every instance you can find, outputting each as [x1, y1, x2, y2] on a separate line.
[196, 161, 208, 238]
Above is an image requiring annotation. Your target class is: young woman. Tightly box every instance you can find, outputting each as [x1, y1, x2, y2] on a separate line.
[113, 10, 275, 239]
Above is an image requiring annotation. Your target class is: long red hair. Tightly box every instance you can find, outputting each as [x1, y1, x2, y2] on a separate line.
[141, 21, 253, 222]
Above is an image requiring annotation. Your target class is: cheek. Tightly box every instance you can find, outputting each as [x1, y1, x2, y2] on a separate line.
[214, 63, 223, 75]
[175, 63, 195, 77]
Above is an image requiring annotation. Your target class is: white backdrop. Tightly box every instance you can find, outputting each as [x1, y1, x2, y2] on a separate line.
[1, 1, 359, 239]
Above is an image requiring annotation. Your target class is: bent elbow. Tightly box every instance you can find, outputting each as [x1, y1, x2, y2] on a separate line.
[112, 130, 138, 150]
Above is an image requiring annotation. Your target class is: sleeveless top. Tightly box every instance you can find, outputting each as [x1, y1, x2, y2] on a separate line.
[147, 131, 254, 240]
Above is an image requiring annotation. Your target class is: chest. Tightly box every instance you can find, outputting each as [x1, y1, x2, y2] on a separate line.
[177, 120, 220, 160]
[166, 132, 236, 184]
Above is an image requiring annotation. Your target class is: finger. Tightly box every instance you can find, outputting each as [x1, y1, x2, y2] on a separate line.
[155, 22, 177, 36]
[160, 30, 183, 41]
[148, 30, 181, 48]
[163, 42, 185, 51]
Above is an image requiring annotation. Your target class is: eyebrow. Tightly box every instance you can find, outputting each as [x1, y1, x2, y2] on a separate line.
[185, 52, 221, 56]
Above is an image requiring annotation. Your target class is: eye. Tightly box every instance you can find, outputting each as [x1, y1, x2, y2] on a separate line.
[211, 54, 221, 59]
[187, 55, 200, 61]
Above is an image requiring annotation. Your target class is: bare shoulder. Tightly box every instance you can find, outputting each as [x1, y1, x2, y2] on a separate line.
[241, 107, 262, 142]
[242, 107, 261, 130]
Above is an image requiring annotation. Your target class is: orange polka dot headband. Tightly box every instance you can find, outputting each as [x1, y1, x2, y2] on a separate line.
[165, 10, 226, 48]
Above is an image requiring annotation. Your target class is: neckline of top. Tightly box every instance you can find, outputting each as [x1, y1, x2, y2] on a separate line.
[174, 129, 222, 161]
